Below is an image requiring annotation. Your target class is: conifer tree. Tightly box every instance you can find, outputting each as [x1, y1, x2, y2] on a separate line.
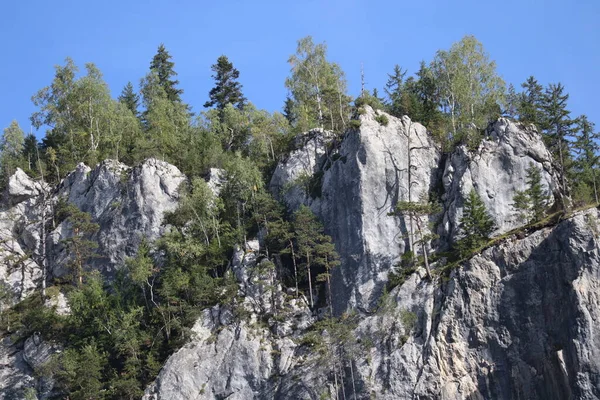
[456, 190, 496, 256]
[572, 115, 600, 203]
[512, 163, 550, 223]
[0, 121, 25, 185]
[119, 82, 140, 118]
[22, 133, 38, 172]
[58, 202, 100, 286]
[293, 205, 339, 309]
[204, 55, 246, 110]
[518, 76, 545, 126]
[149, 44, 184, 103]
[540, 83, 575, 202]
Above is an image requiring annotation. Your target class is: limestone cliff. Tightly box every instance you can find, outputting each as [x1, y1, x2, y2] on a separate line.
[2, 107, 599, 400]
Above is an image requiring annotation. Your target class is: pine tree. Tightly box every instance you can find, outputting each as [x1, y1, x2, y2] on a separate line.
[204, 55, 246, 110]
[392, 199, 441, 278]
[456, 190, 496, 257]
[58, 202, 100, 286]
[0, 121, 25, 186]
[119, 82, 140, 118]
[384, 65, 408, 117]
[293, 205, 339, 309]
[22, 133, 38, 172]
[540, 83, 576, 203]
[283, 96, 297, 125]
[149, 44, 184, 103]
[512, 163, 550, 223]
[518, 76, 544, 126]
[572, 115, 600, 204]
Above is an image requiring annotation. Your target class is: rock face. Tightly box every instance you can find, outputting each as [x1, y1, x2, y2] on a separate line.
[145, 208, 600, 400]
[3, 109, 597, 400]
[0, 158, 185, 400]
[0, 158, 185, 301]
[440, 118, 561, 244]
[52, 158, 185, 277]
[271, 107, 441, 313]
[144, 242, 314, 400]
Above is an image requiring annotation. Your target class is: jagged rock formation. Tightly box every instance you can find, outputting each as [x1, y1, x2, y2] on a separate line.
[2, 107, 597, 400]
[144, 208, 600, 400]
[0, 158, 186, 400]
[440, 118, 561, 244]
[271, 107, 441, 313]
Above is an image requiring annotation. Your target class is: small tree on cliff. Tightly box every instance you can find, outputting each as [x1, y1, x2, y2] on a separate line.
[513, 163, 550, 224]
[293, 205, 339, 308]
[456, 189, 496, 257]
[58, 202, 99, 286]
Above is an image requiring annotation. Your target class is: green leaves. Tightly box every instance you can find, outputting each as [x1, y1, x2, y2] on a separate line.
[286, 36, 351, 133]
[456, 189, 496, 257]
[512, 163, 551, 223]
[432, 35, 506, 146]
[204, 55, 246, 110]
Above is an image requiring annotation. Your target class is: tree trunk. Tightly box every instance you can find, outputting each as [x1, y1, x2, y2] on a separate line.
[415, 217, 432, 279]
[306, 251, 313, 308]
[289, 239, 299, 297]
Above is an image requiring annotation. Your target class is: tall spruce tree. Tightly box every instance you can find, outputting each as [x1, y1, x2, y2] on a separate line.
[540, 83, 575, 202]
[149, 44, 184, 103]
[118, 82, 140, 118]
[456, 190, 496, 257]
[518, 76, 544, 126]
[204, 55, 246, 110]
[572, 115, 600, 203]
[512, 163, 550, 223]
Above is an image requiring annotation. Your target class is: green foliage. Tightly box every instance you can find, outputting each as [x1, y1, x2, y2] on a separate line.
[118, 81, 140, 118]
[348, 119, 362, 129]
[354, 91, 385, 111]
[55, 341, 107, 400]
[540, 82, 575, 201]
[512, 163, 551, 223]
[456, 189, 496, 257]
[204, 55, 246, 110]
[375, 114, 389, 126]
[285, 36, 352, 133]
[57, 202, 100, 285]
[432, 35, 506, 146]
[293, 205, 340, 309]
[572, 115, 600, 204]
[517, 76, 545, 126]
[0, 120, 26, 187]
[149, 44, 184, 104]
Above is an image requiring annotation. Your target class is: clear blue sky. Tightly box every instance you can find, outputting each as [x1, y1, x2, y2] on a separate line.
[1, 0, 599, 138]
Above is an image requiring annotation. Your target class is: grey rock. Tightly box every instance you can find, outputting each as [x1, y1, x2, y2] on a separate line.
[440, 119, 562, 245]
[271, 106, 441, 313]
[145, 208, 600, 400]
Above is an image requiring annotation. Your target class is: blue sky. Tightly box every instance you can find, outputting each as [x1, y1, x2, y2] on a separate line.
[1, 0, 599, 138]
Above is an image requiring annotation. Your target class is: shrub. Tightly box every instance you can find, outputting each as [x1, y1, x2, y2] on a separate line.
[375, 114, 389, 126]
[349, 119, 362, 130]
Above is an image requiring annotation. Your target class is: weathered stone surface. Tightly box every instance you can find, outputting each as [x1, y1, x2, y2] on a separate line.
[271, 106, 441, 313]
[440, 118, 561, 244]
[53, 158, 186, 276]
[145, 208, 600, 400]
[0, 159, 187, 400]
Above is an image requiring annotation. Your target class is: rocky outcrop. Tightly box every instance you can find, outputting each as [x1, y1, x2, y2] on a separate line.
[144, 207, 600, 400]
[0, 158, 186, 302]
[271, 107, 441, 313]
[144, 241, 314, 400]
[440, 118, 561, 244]
[0, 158, 186, 400]
[52, 158, 185, 277]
